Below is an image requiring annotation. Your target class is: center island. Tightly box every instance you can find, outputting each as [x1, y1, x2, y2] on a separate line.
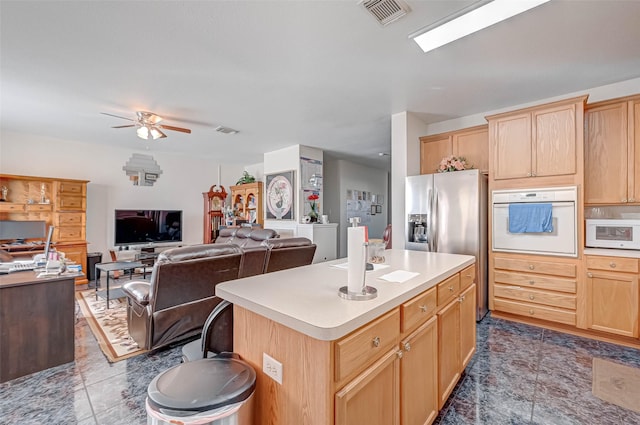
[216, 248, 477, 425]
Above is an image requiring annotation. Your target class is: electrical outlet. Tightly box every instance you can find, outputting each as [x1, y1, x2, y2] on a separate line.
[262, 352, 283, 384]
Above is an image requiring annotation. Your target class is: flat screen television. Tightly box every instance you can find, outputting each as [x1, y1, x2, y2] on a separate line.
[0, 220, 46, 243]
[114, 210, 182, 246]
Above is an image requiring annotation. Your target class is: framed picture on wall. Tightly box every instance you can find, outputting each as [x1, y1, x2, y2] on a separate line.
[375, 205, 382, 214]
[265, 170, 295, 220]
[371, 205, 376, 215]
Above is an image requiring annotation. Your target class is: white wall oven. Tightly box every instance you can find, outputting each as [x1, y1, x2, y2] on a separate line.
[492, 186, 578, 257]
[586, 219, 640, 250]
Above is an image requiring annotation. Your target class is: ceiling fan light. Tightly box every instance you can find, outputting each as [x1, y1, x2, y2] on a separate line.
[136, 126, 150, 139]
[149, 127, 164, 140]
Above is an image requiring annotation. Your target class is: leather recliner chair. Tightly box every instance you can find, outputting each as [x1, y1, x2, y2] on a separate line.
[122, 244, 243, 351]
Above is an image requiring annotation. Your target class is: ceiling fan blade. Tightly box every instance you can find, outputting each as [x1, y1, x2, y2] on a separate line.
[101, 112, 134, 121]
[159, 124, 192, 134]
[112, 124, 136, 129]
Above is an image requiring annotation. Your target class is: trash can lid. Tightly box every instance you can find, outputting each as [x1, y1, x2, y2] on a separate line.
[147, 357, 256, 413]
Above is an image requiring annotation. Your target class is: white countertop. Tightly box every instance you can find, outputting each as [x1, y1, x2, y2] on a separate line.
[584, 248, 640, 259]
[216, 249, 474, 341]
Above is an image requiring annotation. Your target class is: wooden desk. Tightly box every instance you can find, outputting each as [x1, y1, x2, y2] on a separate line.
[0, 272, 75, 383]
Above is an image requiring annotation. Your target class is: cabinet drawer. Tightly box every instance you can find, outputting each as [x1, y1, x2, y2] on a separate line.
[56, 213, 84, 226]
[0, 203, 25, 212]
[494, 270, 576, 293]
[494, 298, 576, 326]
[25, 204, 52, 212]
[57, 182, 84, 195]
[335, 308, 400, 382]
[460, 264, 476, 290]
[494, 284, 576, 310]
[437, 274, 460, 306]
[57, 196, 85, 211]
[586, 256, 638, 273]
[401, 287, 436, 334]
[494, 257, 576, 278]
[55, 226, 84, 241]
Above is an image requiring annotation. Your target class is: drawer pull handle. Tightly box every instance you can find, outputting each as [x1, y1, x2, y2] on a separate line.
[630, 198, 636, 203]
[449, 286, 454, 292]
[404, 342, 411, 352]
[396, 350, 403, 359]
[529, 280, 535, 285]
[419, 305, 428, 313]
[609, 262, 616, 268]
[587, 272, 593, 278]
[529, 295, 535, 300]
[529, 265, 535, 270]
[622, 199, 628, 203]
[458, 295, 466, 303]
[529, 309, 535, 315]
[372, 337, 380, 348]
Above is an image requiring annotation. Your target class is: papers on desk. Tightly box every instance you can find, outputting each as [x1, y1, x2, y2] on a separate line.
[378, 270, 420, 283]
[331, 262, 390, 271]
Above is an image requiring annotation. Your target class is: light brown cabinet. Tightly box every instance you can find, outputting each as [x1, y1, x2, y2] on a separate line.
[487, 95, 587, 182]
[400, 315, 438, 425]
[491, 254, 577, 326]
[585, 95, 640, 204]
[437, 293, 460, 409]
[460, 283, 477, 369]
[0, 174, 88, 284]
[230, 182, 263, 226]
[585, 255, 639, 338]
[420, 125, 488, 174]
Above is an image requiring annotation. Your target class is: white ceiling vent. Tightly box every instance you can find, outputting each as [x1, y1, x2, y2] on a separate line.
[215, 125, 238, 135]
[360, 0, 411, 26]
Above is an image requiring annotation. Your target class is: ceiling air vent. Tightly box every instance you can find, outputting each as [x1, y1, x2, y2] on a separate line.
[215, 126, 238, 135]
[360, 0, 411, 26]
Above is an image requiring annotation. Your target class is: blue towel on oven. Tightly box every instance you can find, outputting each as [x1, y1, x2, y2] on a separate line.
[508, 203, 553, 233]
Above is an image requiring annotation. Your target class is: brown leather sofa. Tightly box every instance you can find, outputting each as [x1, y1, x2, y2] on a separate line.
[215, 227, 279, 277]
[121, 234, 316, 351]
[121, 244, 243, 351]
[263, 237, 317, 273]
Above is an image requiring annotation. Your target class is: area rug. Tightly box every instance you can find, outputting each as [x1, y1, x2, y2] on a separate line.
[592, 357, 640, 413]
[75, 289, 147, 363]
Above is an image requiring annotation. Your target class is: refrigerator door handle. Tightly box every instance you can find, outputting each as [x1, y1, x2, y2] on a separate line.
[431, 190, 438, 252]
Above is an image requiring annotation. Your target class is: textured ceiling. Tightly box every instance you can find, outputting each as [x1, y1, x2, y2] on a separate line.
[2, 1, 640, 170]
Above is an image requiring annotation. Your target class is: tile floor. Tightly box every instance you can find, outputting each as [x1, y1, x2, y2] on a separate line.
[1, 308, 639, 424]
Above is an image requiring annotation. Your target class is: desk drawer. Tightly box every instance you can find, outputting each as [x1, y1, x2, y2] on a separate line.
[494, 284, 576, 310]
[55, 226, 84, 242]
[437, 274, 460, 307]
[494, 298, 576, 326]
[586, 256, 638, 273]
[335, 308, 399, 382]
[494, 270, 576, 293]
[401, 287, 437, 334]
[57, 182, 84, 195]
[57, 195, 85, 211]
[0, 203, 24, 212]
[25, 204, 52, 212]
[56, 213, 84, 226]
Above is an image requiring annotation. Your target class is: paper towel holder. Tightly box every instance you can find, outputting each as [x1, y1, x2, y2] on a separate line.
[338, 241, 378, 300]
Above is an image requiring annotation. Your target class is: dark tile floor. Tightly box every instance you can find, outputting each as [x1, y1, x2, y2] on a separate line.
[1, 308, 639, 424]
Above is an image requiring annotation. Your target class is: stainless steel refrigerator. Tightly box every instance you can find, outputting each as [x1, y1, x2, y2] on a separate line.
[406, 169, 488, 320]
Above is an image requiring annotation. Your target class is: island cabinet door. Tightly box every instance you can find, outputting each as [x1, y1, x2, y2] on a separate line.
[460, 284, 477, 369]
[335, 347, 400, 425]
[400, 315, 438, 425]
[586, 270, 639, 338]
[437, 296, 461, 409]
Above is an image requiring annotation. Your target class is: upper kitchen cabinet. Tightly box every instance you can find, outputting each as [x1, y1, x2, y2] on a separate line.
[487, 95, 587, 186]
[420, 125, 488, 175]
[585, 94, 640, 205]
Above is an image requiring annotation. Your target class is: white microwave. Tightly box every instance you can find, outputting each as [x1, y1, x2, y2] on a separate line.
[585, 219, 640, 250]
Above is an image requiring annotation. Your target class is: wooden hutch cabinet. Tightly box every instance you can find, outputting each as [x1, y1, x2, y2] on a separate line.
[230, 182, 263, 227]
[0, 174, 89, 285]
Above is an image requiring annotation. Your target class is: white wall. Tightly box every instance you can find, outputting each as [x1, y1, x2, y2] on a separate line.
[330, 159, 389, 258]
[0, 131, 244, 260]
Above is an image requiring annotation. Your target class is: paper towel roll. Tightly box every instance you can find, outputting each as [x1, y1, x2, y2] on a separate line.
[347, 227, 366, 293]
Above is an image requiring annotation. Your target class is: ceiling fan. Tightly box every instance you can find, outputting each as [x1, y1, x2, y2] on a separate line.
[101, 111, 192, 140]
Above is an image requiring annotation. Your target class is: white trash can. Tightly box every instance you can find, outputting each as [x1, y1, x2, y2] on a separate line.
[146, 357, 256, 425]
